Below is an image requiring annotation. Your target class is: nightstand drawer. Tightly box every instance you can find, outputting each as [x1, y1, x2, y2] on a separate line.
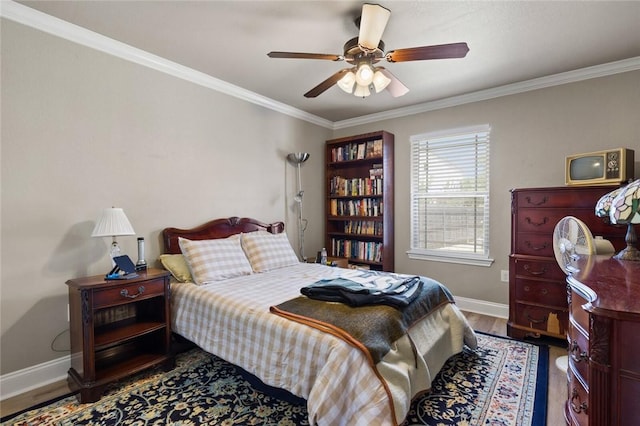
[93, 279, 166, 308]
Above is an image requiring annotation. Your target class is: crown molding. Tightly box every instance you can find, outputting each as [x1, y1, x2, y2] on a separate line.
[0, 1, 334, 129]
[333, 56, 640, 129]
[2, 1, 638, 132]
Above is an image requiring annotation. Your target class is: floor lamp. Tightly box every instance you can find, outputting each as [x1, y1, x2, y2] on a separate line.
[287, 152, 310, 261]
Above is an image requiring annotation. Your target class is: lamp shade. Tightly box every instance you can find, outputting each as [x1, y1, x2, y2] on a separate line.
[91, 207, 135, 237]
[610, 179, 640, 224]
[372, 70, 391, 93]
[337, 71, 356, 93]
[355, 64, 374, 86]
[353, 83, 371, 98]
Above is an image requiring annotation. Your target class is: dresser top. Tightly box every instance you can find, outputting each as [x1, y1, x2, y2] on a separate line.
[568, 255, 640, 317]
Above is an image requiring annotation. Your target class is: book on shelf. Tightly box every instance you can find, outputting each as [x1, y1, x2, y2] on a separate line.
[330, 176, 383, 196]
[330, 139, 383, 162]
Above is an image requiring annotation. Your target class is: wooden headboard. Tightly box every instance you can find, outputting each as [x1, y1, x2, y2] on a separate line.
[162, 216, 285, 254]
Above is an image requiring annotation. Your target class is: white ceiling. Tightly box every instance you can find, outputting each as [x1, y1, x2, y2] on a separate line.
[12, 1, 640, 123]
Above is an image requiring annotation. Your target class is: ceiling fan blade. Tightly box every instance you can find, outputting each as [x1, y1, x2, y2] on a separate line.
[378, 68, 409, 97]
[386, 42, 469, 62]
[304, 69, 351, 98]
[358, 3, 391, 50]
[267, 52, 343, 61]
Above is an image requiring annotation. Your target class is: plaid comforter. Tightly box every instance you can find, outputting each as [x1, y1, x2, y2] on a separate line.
[171, 263, 476, 425]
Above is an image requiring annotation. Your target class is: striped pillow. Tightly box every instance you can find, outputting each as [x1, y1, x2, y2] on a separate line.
[241, 231, 300, 273]
[178, 235, 252, 284]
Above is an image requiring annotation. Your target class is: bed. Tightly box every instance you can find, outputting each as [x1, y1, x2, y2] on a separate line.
[161, 216, 477, 426]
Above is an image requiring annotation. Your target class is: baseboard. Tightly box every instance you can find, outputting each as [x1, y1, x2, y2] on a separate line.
[0, 355, 70, 401]
[454, 296, 509, 319]
[1, 296, 508, 401]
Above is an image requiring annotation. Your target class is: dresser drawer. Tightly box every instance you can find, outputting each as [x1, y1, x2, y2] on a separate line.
[93, 278, 166, 309]
[568, 320, 589, 385]
[570, 289, 590, 334]
[515, 209, 567, 233]
[567, 367, 589, 426]
[514, 303, 567, 336]
[515, 188, 613, 209]
[512, 257, 566, 281]
[515, 279, 567, 308]
[514, 233, 554, 257]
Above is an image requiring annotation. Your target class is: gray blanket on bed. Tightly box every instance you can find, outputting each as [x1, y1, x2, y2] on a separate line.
[270, 276, 454, 364]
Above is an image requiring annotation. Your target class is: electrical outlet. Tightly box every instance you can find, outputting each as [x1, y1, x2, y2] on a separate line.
[500, 270, 509, 282]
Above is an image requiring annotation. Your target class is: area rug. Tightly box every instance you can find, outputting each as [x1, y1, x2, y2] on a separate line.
[2, 333, 548, 426]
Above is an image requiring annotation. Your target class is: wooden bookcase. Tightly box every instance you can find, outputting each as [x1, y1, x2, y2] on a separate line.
[325, 131, 394, 271]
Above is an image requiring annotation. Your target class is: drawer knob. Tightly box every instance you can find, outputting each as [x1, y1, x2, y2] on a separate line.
[570, 388, 588, 414]
[120, 286, 145, 299]
[525, 217, 548, 227]
[570, 340, 588, 363]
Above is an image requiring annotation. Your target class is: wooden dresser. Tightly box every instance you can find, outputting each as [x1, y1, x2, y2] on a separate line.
[565, 255, 640, 426]
[508, 186, 626, 340]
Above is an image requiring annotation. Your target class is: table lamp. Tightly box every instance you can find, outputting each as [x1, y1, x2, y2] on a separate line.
[91, 207, 136, 266]
[595, 179, 640, 261]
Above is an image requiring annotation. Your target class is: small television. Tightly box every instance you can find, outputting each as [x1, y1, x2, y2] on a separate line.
[565, 148, 635, 186]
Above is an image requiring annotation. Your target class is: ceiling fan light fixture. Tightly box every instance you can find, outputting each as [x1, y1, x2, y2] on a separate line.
[353, 83, 371, 98]
[355, 63, 374, 86]
[372, 69, 391, 93]
[337, 71, 356, 93]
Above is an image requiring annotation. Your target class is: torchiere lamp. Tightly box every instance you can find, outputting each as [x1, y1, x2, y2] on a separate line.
[287, 152, 310, 261]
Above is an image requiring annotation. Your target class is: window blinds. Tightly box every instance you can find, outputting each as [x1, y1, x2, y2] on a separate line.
[410, 125, 490, 257]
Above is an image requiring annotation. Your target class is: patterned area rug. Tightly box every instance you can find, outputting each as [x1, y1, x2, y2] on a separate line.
[2, 333, 548, 426]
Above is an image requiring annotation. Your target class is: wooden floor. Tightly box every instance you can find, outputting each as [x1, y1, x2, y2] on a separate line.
[1, 311, 567, 424]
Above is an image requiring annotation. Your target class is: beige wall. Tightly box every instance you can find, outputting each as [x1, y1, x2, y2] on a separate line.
[2, 17, 639, 377]
[334, 71, 640, 304]
[1, 20, 329, 374]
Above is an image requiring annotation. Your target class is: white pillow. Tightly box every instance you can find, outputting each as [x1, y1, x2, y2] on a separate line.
[241, 231, 300, 272]
[178, 236, 252, 284]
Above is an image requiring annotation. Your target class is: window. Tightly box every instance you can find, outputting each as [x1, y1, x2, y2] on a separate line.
[408, 125, 493, 266]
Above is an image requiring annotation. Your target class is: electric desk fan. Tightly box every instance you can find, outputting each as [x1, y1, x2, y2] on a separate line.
[553, 216, 597, 274]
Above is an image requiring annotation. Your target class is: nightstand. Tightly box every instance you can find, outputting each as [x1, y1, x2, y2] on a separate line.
[66, 268, 174, 402]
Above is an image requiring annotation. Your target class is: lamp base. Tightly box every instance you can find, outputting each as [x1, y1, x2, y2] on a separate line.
[613, 245, 640, 261]
[614, 223, 640, 261]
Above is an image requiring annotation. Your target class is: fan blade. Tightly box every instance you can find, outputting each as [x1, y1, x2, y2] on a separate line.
[378, 68, 409, 97]
[386, 42, 469, 62]
[358, 3, 391, 50]
[267, 52, 343, 61]
[304, 69, 351, 98]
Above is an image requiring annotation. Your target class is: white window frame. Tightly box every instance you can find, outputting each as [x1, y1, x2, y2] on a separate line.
[407, 124, 494, 267]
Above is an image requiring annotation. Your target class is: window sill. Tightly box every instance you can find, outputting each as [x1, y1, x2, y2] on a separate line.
[406, 249, 494, 267]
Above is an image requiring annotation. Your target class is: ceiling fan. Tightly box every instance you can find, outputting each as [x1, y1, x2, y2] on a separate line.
[267, 3, 469, 98]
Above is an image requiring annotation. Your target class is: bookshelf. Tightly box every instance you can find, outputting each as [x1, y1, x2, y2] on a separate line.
[325, 131, 394, 271]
